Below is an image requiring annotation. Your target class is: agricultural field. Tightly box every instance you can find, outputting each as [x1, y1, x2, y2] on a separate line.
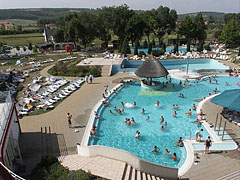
[7, 19, 37, 25]
[0, 33, 44, 46]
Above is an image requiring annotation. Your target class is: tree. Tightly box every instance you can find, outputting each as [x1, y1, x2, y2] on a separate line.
[152, 6, 177, 47]
[54, 28, 65, 43]
[77, 12, 98, 48]
[16, 25, 22, 32]
[96, 7, 114, 49]
[125, 12, 146, 46]
[220, 20, 240, 47]
[152, 39, 156, 48]
[111, 4, 134, 50]
[174, 35, 179, 53]
[143, 40, 148, 48]
[28, 42, 33, 50]
[193, 13, 207, 51]
[208, 15, 215, 24]
[134, 40, 139, 55]
[141, 10, 156, 45]
[178, 15, 195, 51]
[148, 42, 152, 54]
[121, 37, 130, 56]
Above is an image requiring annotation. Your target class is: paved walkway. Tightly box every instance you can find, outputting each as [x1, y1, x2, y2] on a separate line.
[182, 99, 240, 180]
[19, 65, 134, 175]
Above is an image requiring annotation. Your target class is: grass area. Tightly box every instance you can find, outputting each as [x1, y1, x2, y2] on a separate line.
[22, 26, 42, 30]
[7, 19, 37, 25]
[0, 33, 44, 46]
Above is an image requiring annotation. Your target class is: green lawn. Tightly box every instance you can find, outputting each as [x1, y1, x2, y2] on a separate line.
[0, 33, 44, 46]
[7, 19, 37, 25]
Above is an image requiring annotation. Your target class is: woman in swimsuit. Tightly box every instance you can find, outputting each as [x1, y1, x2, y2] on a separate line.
[205, 136, 212, 154]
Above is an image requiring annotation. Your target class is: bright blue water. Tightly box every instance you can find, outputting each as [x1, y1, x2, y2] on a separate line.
[121, 59, 229, 73]
[130, 47, 191, 54]
[89, 76, 240, 168]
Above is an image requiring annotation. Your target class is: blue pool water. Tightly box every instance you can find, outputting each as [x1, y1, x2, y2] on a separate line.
[120, 59, 229, 73]
[130, 47, 190, 54]
[89, 76, 240, 168]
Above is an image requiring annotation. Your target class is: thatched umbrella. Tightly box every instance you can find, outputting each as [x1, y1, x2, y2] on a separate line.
[135, 56, 169, 85]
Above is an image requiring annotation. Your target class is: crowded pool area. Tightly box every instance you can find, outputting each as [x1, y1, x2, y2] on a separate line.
[88, 75, 240, 168]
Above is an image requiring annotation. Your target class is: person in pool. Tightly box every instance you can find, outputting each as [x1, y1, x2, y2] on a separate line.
[152, 146, 159, 154]
[172, 104, 175, 109]
[165, 149, 171, 155]
[192, 104, 196, 110]
[156, 101, 160, 107]
[121, 102, 124, 107]
[171, 153, 177, 161]
[186, 109, 192, 116]
[160, 116, 164, 123]
[131, 117, 135, 124]
[142, 108, 145, 114]
[135, 130, 140, 138]
[173, 111, 177, 117]
[146, 116, 150, 120]
[175, 104, 179, 109]
[160, 125, 165, 130]
[133, 102, 136, 106]
[177, 137, 183, 147]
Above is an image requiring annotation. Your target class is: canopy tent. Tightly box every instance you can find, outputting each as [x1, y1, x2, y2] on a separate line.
[211, 89, 240, 112]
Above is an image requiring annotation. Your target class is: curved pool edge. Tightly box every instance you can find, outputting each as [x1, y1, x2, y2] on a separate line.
[77, 144, 178, 179]
[178, 140, 194, 177]
[197, 95, 238, 149]
[80, 83, 124, 146]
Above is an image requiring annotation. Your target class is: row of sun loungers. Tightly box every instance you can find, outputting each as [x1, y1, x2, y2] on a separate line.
[16, 78, 85, 116]
[58, 56, 77, 62]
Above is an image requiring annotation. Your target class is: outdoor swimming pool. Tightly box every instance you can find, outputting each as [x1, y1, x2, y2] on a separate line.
[88, 76, 240, 168]
[130, 46, 190, 54]
[119, 59, 229, 74]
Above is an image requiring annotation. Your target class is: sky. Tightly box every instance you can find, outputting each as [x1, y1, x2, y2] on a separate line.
[1, 0, 240, 14]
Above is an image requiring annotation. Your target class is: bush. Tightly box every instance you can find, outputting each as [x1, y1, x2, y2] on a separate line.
[30, 156, 106, 180]
[152, 49, 165, 57]
[204, 44, 211, 51]
[139, 51, 146, 57]
[48, 61, 102, 77]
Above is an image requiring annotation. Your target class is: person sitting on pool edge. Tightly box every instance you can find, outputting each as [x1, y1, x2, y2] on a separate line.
[152, 146, 159, 154]
[177, 137, 183, 147]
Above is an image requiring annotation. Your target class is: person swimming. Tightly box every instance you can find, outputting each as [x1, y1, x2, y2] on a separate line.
[135, 130, 140, 138]
[131, 117, 135, 124]
[171, 153, 177, 161]
[175, 104, 179, 109]
[160, 125, 165, 130]
[177, 137, 183, 147]
[192, 104, 196, 110]
[173, 111, 177, 117]
[160, 116, 164, 123]
[121, 101, 125, 107]
[142, 108, 145, 114]
[165, 149, 171, 155]
[186, 109, 192, 116]
[146, 116, 150, 120]
[172, 104, 175, 109]
[155, 101, 160, 107]
[152, 146, 159, 154]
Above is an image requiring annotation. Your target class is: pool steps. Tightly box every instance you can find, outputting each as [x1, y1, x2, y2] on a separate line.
[59, 154, 167, 180]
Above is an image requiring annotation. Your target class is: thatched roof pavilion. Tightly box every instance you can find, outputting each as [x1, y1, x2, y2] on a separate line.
[135, 56, 169, 78]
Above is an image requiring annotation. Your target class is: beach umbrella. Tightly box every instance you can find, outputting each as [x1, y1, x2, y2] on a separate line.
[211, 89, 240, 112]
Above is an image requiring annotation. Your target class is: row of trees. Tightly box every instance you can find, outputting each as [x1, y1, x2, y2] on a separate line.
[54, 5, 177, 55]
[178, 13, 207, 51]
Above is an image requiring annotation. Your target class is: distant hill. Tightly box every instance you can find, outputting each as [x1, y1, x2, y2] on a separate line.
[178, 11, 225, 21]
[0, 8, 96, 21]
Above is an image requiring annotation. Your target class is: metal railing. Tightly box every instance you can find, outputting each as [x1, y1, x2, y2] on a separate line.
[0, 162, 25, 180]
